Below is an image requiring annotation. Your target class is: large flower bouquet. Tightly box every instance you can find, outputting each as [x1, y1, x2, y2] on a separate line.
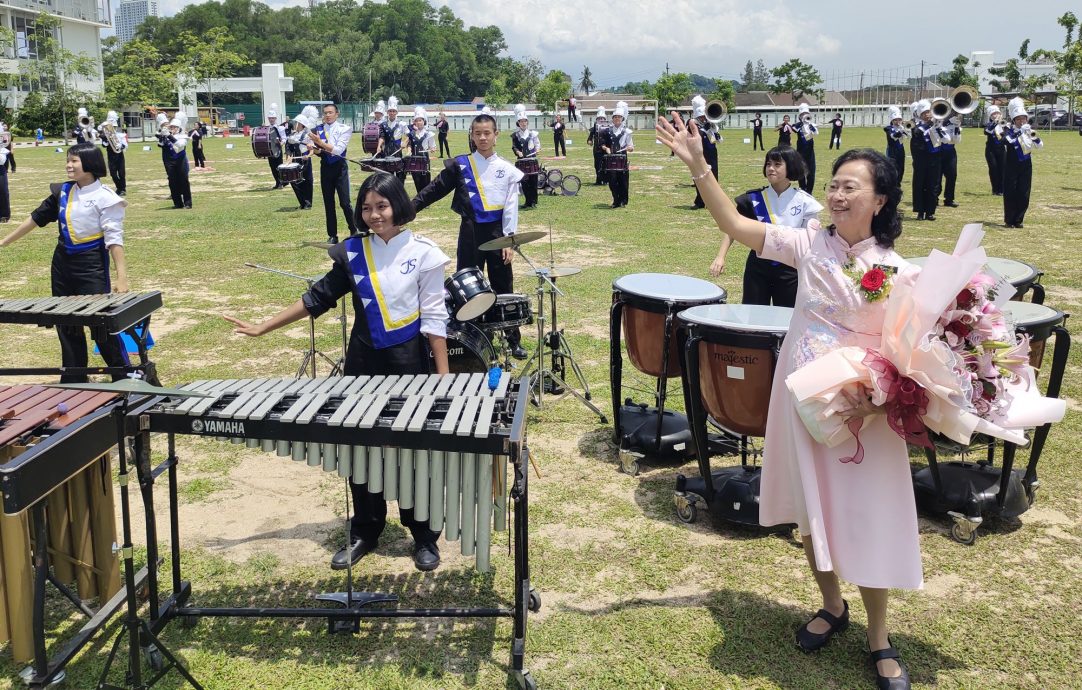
[786, 224, 1066, 460]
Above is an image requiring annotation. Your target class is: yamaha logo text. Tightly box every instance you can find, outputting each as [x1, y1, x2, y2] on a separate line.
[191, 419, 246, 436]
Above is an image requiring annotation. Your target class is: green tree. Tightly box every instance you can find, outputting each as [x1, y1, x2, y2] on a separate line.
[535, 70, 572, 114]
[175, 27, 253, 114]
[103, 38, 176, 108]
[989, 40, 1048, 102]
[579, 66, 595, 94]
[18, 13, 99, 142]
[651, 72, 693, 109]
[483, 74, 512, 109]
[709, 78, 735, 110]
[503, 57, 544, 103]
[1030, 12, 1082, 126]
[770, 58, 822, 101]
[941, 54, 979, 89]
[740, 60, 754, 92]
[284, 61, 322, 102]
[752, 59, 771, 90]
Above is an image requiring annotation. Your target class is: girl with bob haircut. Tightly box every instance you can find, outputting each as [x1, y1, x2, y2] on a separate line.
[712, 145, 822, 308]
[0, 143, 131, 382]
[223, 173, 452, 574]
[659, 109, 918, 690]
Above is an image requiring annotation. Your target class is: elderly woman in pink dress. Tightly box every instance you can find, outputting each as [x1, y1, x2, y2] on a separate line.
[656, 115, 917, 690]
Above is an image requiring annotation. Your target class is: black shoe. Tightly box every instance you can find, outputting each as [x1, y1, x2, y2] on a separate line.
[795, 600, 849, 653]
[692, 202, 705, 209]
[0, 217, 8, 223]
[924, 215, 935, 221]
[184, 203, 192, 209]
[510, 345, 528, 360]
[915, 214, 924, 221]
[118, 191, 126, 197]
[543, 378, 565, 395]
[328, 236, 339, 244]
[944, 201, 959, 207]
[611, 203, 621, 209]
[330, 538, 375, 570]
[993, 192, 1003, 196]
[412, 542, 440, 572]
[1015, 223, 1023, 229]
[870, 642, 911, 689]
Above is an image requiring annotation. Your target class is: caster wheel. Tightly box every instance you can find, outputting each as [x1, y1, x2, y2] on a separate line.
[950, 523, 977, 545]
[528, 589, 541, 613]
[621, 460, 640, 476]
[179, 604, 199, 629]
[675, 501, 697, 524]
[143, 645, 164, 672]
[517, 670, 537, 690]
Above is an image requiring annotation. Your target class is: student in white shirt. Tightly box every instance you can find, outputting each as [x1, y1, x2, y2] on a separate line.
[309, 103, 358, 242]
[711, 146, 822, 307]
[223, 174, 451, 573]
[0, 143, 131, 382]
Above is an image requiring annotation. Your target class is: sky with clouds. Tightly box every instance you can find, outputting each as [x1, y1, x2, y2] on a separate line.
[152, 0, 1073, 90]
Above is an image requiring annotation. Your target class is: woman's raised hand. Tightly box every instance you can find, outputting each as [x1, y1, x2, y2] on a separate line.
[655, 114, 706, 170]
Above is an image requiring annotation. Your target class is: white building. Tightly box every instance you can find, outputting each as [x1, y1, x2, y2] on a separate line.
[114, 0, 156, 45]
[970, 50, 1058, 97]
[0, 0, 110, 107]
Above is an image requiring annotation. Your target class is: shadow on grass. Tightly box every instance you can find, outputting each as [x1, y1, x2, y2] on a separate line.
[558, 588, 964, 689]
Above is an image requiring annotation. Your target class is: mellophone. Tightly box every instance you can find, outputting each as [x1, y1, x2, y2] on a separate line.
[0, 385, 127, 682]
[149, 372, 521, 572]
[0, 291, 162, 379]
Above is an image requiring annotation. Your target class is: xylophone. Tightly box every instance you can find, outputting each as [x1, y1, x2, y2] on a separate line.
[146, 372, 521, 572]
[0, 292, 162, 379]
[0, 385, 123, 679]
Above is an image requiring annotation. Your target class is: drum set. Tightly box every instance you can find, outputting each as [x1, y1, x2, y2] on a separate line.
[536, 165, 582, 197]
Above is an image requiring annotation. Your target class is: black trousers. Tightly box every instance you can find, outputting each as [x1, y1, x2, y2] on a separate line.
[106, 149, 126, 194]
[410, 171, 431, 194]
[693, 163, 718, 207]
[290, 158, 313, 208]
[268, 153, 283, 186]
[554, 133, 566, 156]
[50, 245, 130, 383]
[320, 160, 356, 239]
[192, 144, 206, 168]
[344, 334, 439, 546]
[0, 169, 8, 219]
[797, 144, 816, 193]
[753, 129, 764, 150]
[940, 146, 957, 204]
[592, 149, 608, 184]
[985, 144, 1005, 194]
[920, 154, 942, 216]
[609, 170, 629, 206]
[1003, 158, 1032, 226]
[438, 133, 450, 158]
[165, 155, 192, 207]
[743, 253, 798, 308]
[887, 147, 905, 184]
[5, 148, 13, 172]
[457, 218, 520, 346]
[829, 131, 842, 149]
[521, 173, 538, 207]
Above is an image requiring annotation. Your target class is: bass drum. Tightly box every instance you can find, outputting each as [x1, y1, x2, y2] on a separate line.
[251, 125, 282, 159]
[439, 321, 496, 373]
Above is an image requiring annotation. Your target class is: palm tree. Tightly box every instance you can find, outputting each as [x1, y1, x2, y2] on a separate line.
[579, 66, 595, 94]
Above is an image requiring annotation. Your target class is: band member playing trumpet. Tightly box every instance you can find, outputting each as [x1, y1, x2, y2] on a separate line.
[160, 115, 192, 209]
[983, 105, 1005, 196]
[602, 102, 634, 207]
[794, 104, 818, 192]
[309, 103, 357, 243]
[883, 106, 909, 183]
[691, 95, 719, 209]
[1002, 97, 1042, 228]
[776, 115, 794, 147]
[511, 105, 540, 209]
[939, 114, 961, 208]
[224, 174, 451, 573]
[407, 106, 436, 192]
[910, 100, 945, 221]
[72, 107, 98, 145]
[412, 113, 528, 360]
[97, 110, 128, 196]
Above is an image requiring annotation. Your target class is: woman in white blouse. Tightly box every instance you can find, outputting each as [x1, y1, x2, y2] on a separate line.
[0, 143, 130, 382]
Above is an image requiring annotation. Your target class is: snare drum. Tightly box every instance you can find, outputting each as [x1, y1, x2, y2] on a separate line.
[907, 256, 1044, 303]
[277, 162, 303, 183]
[1001, 301, 1066, 370]
[479, 294, 533, 331]
[404, 155, 429, 173]
[515, 158, 541, 176]
[251, 125, 282, 159]
[439, 321, 496, 373]
[445, 267, 497, 322]
[363, 157, 404, 174]
[612, 273, 727, 379]
[678, 304, 793, 437]
[603, 154, 628, 172]
[362, 122, 381, 155]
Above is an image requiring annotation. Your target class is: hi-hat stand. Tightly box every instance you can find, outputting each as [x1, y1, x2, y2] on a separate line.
[244, 262, 347, 377]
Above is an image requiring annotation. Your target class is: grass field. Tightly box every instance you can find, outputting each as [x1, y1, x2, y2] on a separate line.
[0, 124, 1079, 690]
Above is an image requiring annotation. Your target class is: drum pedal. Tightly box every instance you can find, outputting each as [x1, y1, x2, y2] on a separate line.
[315, 591, 398, 634]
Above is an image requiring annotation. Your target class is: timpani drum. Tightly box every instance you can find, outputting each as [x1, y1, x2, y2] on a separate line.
[907, 256, 1044, 303]
[609, 273, 727, 470]
[1001, 301, 1067, 370]
[515, 158, 540, 176]
[445, 267, 497, 322]
[250, 125, 282, 159]
[673, 304, 794, 526]
[404, 155, 430, 173]
[277, 162, 303, 184]
[362, 122, 381, 155]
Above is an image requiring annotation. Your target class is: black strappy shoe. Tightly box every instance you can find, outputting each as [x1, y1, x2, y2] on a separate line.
[870, 642, 911, 690]
[795, 600, 849, 653]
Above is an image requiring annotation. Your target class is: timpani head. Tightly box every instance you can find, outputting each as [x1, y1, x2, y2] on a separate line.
[612, 274, 726, 378]
[1001, 301, 1065, 371]
[679, 304, 792, 437]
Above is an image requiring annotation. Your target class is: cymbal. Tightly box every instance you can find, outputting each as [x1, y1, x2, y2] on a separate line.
[537, 265, 582, 278]
[477, 231, 548, 252]
[300, 241, 334, 250]
[48, 379, 213, 398]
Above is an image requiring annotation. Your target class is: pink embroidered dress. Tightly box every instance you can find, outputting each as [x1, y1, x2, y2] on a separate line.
[757, 223, 924, 590]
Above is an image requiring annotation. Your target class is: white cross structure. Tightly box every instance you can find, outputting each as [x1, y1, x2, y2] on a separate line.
[178, 63, 294, 122]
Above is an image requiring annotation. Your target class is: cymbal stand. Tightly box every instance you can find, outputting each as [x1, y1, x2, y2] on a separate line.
[244, 263, 345, 377]
[514, 246, 606, 422]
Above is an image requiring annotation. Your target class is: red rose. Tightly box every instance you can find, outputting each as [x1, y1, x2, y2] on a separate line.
[945, 320, 972, 339]
[956, 288, 976, 310]
[861, 268, 886, 291]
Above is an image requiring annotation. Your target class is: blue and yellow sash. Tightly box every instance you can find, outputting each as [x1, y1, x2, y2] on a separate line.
[316, 124, 345, 164]
[345, 235, 420, 349]
[58, 181, 104, 254]
[458, 154, 504, 224]
[746, 189, 777, 224]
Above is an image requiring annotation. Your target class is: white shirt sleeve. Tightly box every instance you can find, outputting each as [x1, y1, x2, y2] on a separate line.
[100, 200, 127, 248]
[170, 131, 188, 153]
[503, 166, 524, 236]
[418, 265, 448, 338]
[331, 122, 352, 156]
[0, 148, 7, 165]
[625, 130, 635, 152]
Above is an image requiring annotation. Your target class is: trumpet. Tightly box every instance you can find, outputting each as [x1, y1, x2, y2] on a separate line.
[902, 120, 915, 131]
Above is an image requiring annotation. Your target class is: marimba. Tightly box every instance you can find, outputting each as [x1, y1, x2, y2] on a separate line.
[125, 371, 537, 689]
[0, 292, 162, 379]
[0, 385, 125, 682]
